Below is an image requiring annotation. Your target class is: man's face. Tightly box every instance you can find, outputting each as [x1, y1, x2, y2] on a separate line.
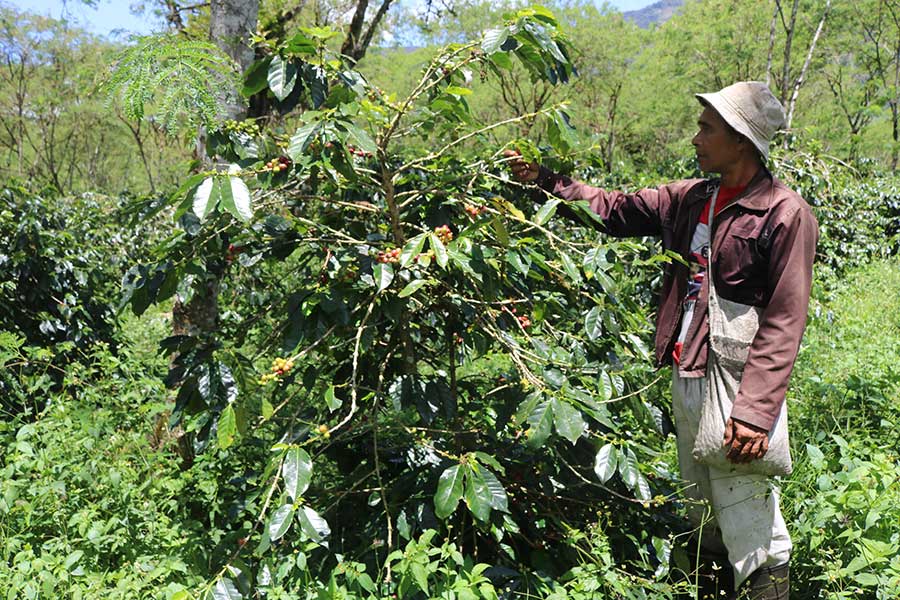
[691, 106, 743, 174]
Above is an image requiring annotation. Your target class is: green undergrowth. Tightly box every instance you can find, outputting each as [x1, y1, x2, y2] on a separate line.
[0, 307, 211, 599]
[2, 261, 899, 598]
[784, 259, 900, 599]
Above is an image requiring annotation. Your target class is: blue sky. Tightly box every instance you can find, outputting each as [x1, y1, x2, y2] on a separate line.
[9, 0, 164, 39]
[10, 0, 656, 38]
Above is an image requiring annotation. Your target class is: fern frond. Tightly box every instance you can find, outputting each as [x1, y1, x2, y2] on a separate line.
[103, 35, 239, 136]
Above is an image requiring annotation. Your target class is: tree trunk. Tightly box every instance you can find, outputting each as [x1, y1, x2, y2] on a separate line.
[892, 102, 899, 171]
[168, 0, 260, 467]
[176, 0, 259, 334]
[175, 0, 259, 325]
[604, 85, 621, 171]
[340, 0, 394, 64]
[779, 0, 800, 105]
[784, 0, 831, 133]
[765, 1, 779, 86]
[209, 0, 260, 119]
[889, 0, 900, 171]
[163, 0, 188, 32]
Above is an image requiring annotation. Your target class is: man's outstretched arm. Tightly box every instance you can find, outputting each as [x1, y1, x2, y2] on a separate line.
[503, 149, 695, 239]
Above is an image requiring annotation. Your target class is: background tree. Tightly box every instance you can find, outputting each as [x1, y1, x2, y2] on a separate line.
[0, 7, 187, 194]
[562, 3, 644, 170]
[768, 0, 833, 135]
[819, 1, 879, 161]
[855, 0, 900, 170]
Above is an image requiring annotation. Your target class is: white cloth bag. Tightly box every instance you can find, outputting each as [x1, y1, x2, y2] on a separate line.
[691, 188, 793, 477]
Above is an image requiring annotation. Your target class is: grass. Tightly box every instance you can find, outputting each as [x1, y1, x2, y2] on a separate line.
[784, 259, 900, 600]
[791, 259, 900, 438]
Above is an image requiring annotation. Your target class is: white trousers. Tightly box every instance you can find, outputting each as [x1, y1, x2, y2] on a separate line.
[672, 371, 792, 588]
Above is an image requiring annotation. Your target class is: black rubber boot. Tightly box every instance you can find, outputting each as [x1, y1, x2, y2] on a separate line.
[740, 563, 789, 600]
[678, 534, 734, 599]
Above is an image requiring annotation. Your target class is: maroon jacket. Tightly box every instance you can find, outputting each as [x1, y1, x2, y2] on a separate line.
[535, 167, 818, 431]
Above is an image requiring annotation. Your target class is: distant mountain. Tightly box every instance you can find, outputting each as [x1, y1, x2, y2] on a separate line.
[622, 0, 684, 29]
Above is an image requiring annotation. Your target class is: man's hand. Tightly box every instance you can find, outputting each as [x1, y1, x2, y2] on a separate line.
[503, 149, 540, 182]
[723, 417, 769, 463]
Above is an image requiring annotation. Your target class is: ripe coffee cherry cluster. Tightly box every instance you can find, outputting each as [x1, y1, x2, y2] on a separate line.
[225, 243, 245, 264]
[508, 304, 531, 329]
[259, 357, 295, 384]
[463, 203, 486, 218]
[347, 144, 373, 158]
[434, 224, 453, 244]
[377, 248, 401, 263]
[264, 156, 291, 173]
[316, 424, 330, 439]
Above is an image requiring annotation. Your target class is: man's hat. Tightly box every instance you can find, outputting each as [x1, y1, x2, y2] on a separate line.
[695, 81, 786, 160]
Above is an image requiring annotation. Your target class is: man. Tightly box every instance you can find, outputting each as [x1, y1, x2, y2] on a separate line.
[506, 81, 818, 599]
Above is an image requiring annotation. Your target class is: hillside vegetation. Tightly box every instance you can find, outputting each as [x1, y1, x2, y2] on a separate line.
[1, 0, 899, 598]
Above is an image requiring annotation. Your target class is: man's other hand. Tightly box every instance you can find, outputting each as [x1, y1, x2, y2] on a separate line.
[503, 149, 540, 182]
[723, 417, 770, 463]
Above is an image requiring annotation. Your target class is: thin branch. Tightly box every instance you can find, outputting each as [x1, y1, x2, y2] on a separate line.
[557, 454, 657, 506]
[397, 108, 551, 173]
[331, 296, 379, 435]
[379, 43, 477, 151]
[599, 373, 665, 405]
[774, 0, 789, 32]
[780, 0, 801, 104]
[356, 0, 394, 63]
[370, 339, 394, 582]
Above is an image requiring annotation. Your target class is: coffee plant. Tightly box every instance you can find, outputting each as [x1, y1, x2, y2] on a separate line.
[0, 186, 161, 415]
[120, 7, 686, 597]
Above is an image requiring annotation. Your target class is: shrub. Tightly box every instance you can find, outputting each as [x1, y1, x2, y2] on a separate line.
[0, 185, 162, 414]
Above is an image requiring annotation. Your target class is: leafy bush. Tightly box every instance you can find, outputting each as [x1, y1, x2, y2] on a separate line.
[0, 187, 120, 347]
[792, 439, 900, 599]
[109, 8, 705, 597]
[772, 147, 900, 272]
[0, 185, 163, 414]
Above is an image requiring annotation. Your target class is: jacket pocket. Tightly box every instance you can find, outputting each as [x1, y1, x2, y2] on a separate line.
[714, 223, 766, 296]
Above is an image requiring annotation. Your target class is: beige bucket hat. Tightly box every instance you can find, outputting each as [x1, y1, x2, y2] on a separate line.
[695, 81, 786, 160]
